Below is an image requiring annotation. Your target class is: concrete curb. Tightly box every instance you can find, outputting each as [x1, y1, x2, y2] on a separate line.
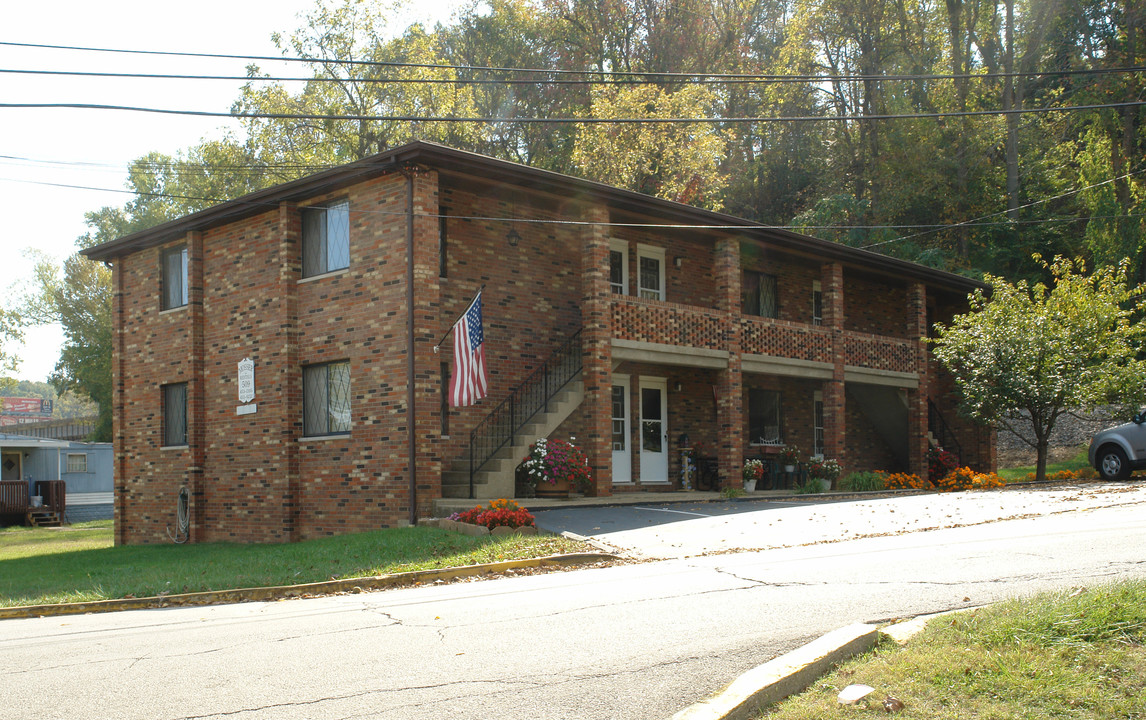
[0, 552, 618, 621]
[670, 623, 879, 720]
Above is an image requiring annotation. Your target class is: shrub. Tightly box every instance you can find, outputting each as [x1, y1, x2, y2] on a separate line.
[794, 477, 828, 494]
[938, 467, 1007, 491]
[448, 499, 536, 529]
[928, 447, 959, 482]
[839, 471, 886, 492]
[882, 472, 930, 490]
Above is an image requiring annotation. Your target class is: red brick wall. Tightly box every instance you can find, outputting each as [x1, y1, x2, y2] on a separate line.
[843, 272, 908, 337]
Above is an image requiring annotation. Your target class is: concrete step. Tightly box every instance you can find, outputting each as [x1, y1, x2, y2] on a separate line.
[442, 377, 585, 500]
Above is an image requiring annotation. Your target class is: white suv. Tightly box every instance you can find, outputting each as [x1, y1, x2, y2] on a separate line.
[1089, 412, 1146, 480]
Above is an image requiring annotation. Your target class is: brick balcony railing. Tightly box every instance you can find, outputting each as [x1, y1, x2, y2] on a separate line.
[610, 297, 920, 374]
[843, 331, 916, 373]
[611, 296, 726, 350]
[741, 317, 833, 363]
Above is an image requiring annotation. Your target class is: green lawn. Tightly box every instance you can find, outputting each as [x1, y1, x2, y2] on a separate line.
[0, 520, 592, 607]
[997, 447, 1094, 481]
[762, 580, 1146, 718]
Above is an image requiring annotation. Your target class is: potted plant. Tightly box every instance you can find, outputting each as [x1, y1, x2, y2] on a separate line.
[521, 438, 594, 498]
[806, 457, 841, 491]
[742, 458, 763, 492]
[778, 444, 802, 473]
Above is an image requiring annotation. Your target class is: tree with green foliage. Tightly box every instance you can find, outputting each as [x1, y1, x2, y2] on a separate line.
[21, 244, 113, 442]
[932, 256, 1146, 481]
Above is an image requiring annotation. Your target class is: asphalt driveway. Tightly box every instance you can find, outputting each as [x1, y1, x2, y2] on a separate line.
[533, 482, 1146, 559]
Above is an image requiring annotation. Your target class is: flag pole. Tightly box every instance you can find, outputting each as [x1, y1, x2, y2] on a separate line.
[433, 284, 485, 352]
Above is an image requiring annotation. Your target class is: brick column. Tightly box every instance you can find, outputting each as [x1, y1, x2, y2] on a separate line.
[907, 282, 929, 477]
[112, 260, 127, 546]
[581, 204, 613, 496]
[410, 168, 442, 520]
[822, 262, 846, 468]
[277, 202, 302, 540]
[186, 231, 207, 542]
[715, 237, 743, 488]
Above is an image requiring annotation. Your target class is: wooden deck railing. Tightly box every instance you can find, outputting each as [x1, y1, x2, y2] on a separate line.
[0, 481, 29, 514]
[0, 480, 66, 517]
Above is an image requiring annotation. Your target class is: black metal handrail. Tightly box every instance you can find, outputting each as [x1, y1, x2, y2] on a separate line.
[468, 329, 583, 498]
[928, 398, 962, 462]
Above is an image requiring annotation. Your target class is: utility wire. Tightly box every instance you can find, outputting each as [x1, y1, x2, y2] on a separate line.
[3, 64, 1144, 85]
[870, 166, 1146, 248]
[4, 40, 1144, 84]
[3, 100, 1143, 122]
[2, 175, 1140, 233]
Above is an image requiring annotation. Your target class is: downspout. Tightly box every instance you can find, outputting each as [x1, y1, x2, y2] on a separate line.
[405, 169, 417, 526]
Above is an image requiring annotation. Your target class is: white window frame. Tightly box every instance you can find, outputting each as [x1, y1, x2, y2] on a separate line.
[65, 453, 88, 474]
[748, 388, 783, 446]
[609, 239, 629, 295]
[812, 280, 823, 326]
[636, 244, 666, 301]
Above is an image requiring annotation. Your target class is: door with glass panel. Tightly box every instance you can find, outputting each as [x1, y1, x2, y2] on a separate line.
[638, 377, 668, 482]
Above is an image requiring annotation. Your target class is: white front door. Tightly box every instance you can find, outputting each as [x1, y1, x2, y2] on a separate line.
[611, 375, 631, 483]
[639, 377, 668, 482]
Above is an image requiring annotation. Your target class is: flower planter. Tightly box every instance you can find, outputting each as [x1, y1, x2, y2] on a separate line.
[743, 478, 757, 492]
[534, 475, 572, 499]
[784, 464, 796, 474]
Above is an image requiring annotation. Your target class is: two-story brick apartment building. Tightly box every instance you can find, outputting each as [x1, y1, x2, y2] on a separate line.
[83, 141, 992, 544]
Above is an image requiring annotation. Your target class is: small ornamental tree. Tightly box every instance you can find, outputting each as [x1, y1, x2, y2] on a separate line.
[931, 256, 1146, 482]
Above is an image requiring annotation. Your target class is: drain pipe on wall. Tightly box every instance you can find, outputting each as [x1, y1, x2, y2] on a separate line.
[405, 168, 418, 527]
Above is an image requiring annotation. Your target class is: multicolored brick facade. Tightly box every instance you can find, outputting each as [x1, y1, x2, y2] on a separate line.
[87, 141, 993, 544]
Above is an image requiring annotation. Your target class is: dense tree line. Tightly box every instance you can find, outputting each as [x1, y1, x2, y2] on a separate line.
[11, 0, 1144, 439]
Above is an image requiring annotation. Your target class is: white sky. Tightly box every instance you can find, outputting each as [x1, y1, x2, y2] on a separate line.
[1, 0, 464, 383]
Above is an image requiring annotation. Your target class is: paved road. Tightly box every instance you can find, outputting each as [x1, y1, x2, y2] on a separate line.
[3, 484, 1145, 720]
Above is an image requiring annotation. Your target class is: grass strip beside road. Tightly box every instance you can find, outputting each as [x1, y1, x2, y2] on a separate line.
[997, 447, 1093, 482]
[0, 521, 592, 607]
[761, 580, 1146, 718]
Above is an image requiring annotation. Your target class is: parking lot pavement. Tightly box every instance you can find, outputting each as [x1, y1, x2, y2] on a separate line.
[535, 482, 1146, 559]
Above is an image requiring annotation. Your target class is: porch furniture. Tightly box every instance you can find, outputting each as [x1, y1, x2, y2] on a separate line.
[695, 455, 720, 491]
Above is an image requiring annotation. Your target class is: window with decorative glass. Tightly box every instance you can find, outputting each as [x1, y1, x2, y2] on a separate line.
[162, 382, 188, 447]
[748, 388, 782, 445]
[302, 200, 350, 278]
[743, 271, 778, 318]
[303, 360, 351, 436]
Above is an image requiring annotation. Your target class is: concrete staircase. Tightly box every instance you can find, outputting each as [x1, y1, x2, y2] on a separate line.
[441, 375, 585, 500]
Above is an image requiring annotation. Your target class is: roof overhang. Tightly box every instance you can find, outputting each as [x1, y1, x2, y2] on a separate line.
[0, 435, 71, 450]
[81, 140, 987, 295]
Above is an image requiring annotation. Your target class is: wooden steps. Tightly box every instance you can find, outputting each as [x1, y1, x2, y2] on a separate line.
[26, 509, 62, 527]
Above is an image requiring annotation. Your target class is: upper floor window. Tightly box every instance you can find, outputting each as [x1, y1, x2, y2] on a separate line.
[303, 360, 351, 437]
[66, 453, 88, 473]
[748, 388, 782, 446]
[743, 271, 778, 318]
[162, 245, 188, 310]
[609, 239, 629, 294]
[812, 280, 823, 325]
[162, 382, 188, 447]
[637, 244, 665, 301]
[302, 200, 350, 278]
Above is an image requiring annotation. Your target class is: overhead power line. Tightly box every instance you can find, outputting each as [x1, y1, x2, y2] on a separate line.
[3, 100, 1144, 123]
[3, 40, 1144, 84]
[2, 175, 1140, 234]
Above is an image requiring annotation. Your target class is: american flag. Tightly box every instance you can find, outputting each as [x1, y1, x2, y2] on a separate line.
[449, 291, 488, 406]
